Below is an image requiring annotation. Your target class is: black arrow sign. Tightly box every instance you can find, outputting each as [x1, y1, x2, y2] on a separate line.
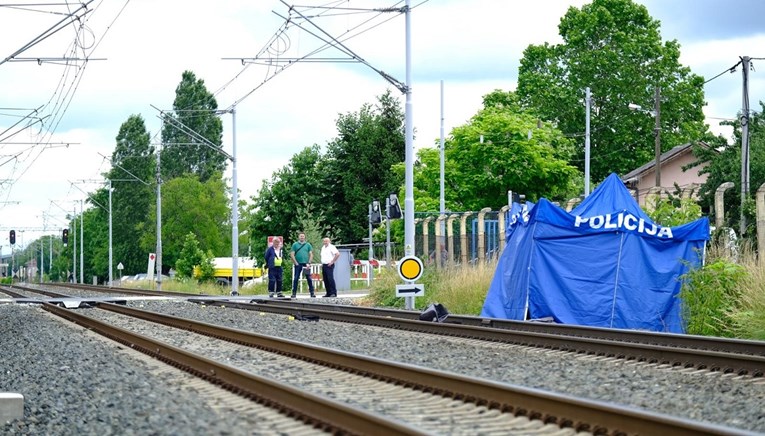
[395, 284, 424, 297]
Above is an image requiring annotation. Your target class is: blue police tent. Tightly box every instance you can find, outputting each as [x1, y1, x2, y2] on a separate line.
[481, 173, 709, 333]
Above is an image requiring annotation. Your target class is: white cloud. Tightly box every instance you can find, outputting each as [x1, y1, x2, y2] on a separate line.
[1, 0, 763, 254]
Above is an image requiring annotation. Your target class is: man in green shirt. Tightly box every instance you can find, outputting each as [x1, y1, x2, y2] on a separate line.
[290, 232, 315, 298]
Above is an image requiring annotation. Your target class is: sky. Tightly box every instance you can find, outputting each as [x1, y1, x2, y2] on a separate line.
[1, 0, 764, 257]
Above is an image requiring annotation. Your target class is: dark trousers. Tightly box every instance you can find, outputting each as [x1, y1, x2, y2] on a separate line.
[322, 264, 337, 296]
[292, 263, 314, 295]
[268, 267, 283, 293]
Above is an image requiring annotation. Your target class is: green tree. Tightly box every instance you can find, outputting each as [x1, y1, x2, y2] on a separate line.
[139, 173, 230, 271]
[516, 0, 707, 182]
[245, 145, 326, 255]
[406, 90, 580, 211]
[246, 90, 405, 251]
[88, 115, 156, 277]
[198, 250, 216, 283]
[174, 234, 215, 283]
[161, 70, 225, 182]
[292, 199, 331, 250]
[696, 102, 765, 236]
[47, 235, 69, 282]
[83, 193, 111, 282]
[325, 89, 405, 243]
[66, 115, 154, 282]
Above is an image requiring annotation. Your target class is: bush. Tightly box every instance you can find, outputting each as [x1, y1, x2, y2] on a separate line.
[680, 259, 745, 337]
[647, 194, 702, 227]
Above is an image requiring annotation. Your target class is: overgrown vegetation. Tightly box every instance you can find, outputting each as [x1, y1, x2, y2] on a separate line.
[646, 190, 702, 227]
[365, 260, 496, 315]
[681, 241, 765, 340]
[175, 233, 215, 283]
[680, 258, 745, 337]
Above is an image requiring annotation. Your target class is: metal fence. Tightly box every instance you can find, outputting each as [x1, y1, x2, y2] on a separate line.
[414, 210, 504, 267]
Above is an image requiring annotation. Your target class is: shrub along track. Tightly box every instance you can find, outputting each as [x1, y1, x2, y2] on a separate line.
[40, 301, 742, 435]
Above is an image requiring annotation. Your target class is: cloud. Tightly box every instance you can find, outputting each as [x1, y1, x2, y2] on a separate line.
[1, 0, 763, 253]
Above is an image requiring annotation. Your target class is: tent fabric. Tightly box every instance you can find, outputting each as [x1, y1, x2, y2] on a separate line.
[504, 201, 534, 241]
[481, 173, 709, 333]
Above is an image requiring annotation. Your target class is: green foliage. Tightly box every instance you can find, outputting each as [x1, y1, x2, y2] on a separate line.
[246, 145, 326, 255]
[451, 92, 581, 207]
[198, 250, 216, 283]
[109, 115, 156, 276]
[139, 173, 230, 269]
[291, 199, 330, 251]
[175, 233, 205, 279]
[325, 89, 405, 243]
[406, 90, 580, 211]
[247, 90, 405, 247]
[696, 102, 765, 236]
[161, 70, 225, 182]
[646, 190, 702, 227]
[61, 114, 156, 282]
[680, 259, 745, 337]
[81, 205, 108, 282]
[516, 0, 707, 183]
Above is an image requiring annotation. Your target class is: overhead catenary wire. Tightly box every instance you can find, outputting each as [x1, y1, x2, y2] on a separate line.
[0, 0, 131, 210]
[216, 0, 428, 110]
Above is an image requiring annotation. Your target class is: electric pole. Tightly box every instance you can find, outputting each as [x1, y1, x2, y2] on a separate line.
[654, 86, 661, 188]
[584, 87, 591, 196]
[741, 56, 751, 236]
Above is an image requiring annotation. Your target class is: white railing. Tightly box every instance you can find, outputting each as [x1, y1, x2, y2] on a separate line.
[298, 263, 323, 293]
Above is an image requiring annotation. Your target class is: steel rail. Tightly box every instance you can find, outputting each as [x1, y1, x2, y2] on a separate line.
[41, 302, 429, 436]
[203, 300, 765, 378]
[47, 281, 207, 298]
[94, 301, 748, 436]
[249, 299, 765, 357]
[43, 282, 765, 359]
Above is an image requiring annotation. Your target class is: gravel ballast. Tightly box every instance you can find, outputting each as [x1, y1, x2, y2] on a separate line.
[0, 304, 317, 435]
[3, 299, 765, 434]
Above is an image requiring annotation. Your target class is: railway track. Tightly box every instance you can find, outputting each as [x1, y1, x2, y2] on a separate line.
[195, 298, 765, 379]
[42, 301, 745, 435]
[10, 284, 765, 378]
[7, 282, 764, 432]
[15, 283, 765, 377]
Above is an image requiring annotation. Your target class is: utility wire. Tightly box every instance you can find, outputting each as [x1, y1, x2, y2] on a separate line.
[703, 61, 741, 85]
[217, 0, 425, 110]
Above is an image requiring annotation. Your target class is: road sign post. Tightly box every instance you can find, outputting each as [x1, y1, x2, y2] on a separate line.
[147, 253, 156, 282]
[397, 256, 424, 310]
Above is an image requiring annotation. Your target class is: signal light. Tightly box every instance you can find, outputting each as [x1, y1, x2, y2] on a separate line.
[62, 229, 69, 245]
[370, 200, 382, 224]
[9, 230, 15, 245]
[388, 193, 402, 219]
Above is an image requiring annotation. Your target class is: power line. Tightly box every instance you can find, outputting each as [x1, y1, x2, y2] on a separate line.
[703, 61, 741, 85]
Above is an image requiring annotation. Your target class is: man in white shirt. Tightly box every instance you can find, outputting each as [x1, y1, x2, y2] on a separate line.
[320, 237, 340, 297]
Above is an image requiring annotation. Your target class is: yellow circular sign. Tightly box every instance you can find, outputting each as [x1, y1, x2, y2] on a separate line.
[398, 256, 423, 282]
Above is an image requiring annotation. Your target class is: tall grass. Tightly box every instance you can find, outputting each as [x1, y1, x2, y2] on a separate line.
[681, 238, 765, 340]
[365, 260, 496, 315]
[727, 243, 765, 340]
